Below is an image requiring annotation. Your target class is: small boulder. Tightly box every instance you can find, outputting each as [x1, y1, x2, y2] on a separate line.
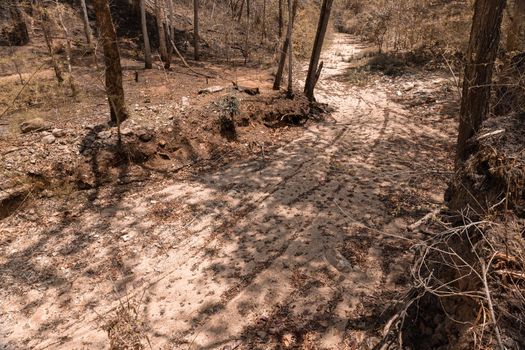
[138, 131, 153, 142]
[51, 128, 66, 138]
[198, 86, 225, 94]
[120, 128, 133, 136]
[20, 118, 51, 133]
[42, 134, 56, 144]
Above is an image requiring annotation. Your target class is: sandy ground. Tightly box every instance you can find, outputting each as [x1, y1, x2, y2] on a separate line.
[0, 34, 458, 349]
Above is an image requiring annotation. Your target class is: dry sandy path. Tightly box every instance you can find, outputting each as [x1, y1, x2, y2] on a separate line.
[0, 34, 457, 349]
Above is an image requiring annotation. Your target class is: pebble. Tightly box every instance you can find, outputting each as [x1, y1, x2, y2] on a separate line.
[51, 128, 66, 137]
[42, 135, 56, 144]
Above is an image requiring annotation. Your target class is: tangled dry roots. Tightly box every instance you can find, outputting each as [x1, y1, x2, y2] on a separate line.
[378, 212, 525, 350]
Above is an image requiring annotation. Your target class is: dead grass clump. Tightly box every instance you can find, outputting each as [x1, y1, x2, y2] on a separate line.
[104, 298, 151, 350]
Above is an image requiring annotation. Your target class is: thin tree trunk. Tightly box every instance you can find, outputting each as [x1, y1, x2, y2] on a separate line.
[237, 0, 245, 21]
[194, 0, 200, 60]
[57, 8, 77, 96]
[278, 0, 283, 38]
[456, 0, 506, 164]
[167, 0, 175, 56]
[273, 0, 297, 91]
[39, 7, 63, 83]
[154, 0, 169, 64]
[507, 0, 525, 51]
[162, 1, 172, 68]
[304, 0, 333, 101]
[140, 0, 152, 69]
[92, 0, 129, 125]
[286, 0, 293, 98]
[80, 0, 94, 49]
[244, 0, 250, 64]
[261, 0, 266, 41]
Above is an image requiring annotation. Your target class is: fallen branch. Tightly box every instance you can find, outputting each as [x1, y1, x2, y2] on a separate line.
[476, 129, 505, 141]
[169, 39, 215, 80]
[408, 208, 442, 231]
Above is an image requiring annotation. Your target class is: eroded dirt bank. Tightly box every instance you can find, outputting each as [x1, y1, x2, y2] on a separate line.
[0, 34, 459, 349]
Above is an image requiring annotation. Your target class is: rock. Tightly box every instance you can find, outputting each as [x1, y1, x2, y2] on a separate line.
[20, 118, 51, 133]
[282, 333, 295, 348]
[97, 130, 111, 139]
[120, 128, 133, 136]
[51, 128, 66, 138]
[139, 131, 153, 142]
[42, 135, 56, 144]
[181, 96, 190, 108]
[256, 331, 267, 339]
[198, 86, 225, 94]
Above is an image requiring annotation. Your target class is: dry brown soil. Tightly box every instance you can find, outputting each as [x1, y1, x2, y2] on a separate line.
[0, 34, 459, 349]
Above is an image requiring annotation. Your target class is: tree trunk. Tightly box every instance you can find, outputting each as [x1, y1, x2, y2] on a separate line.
[261, 0, 266, 41]
[278, 0, 283, 38]
[506, 0, 525, 51]
[58, 10, 77, 96]
[167, 0, 175, 61]
[39, 8, 64, 84]
[286, 0, 293, 98]
[80, 0, 94, 49]
[244, 0, 250, 64]
[92, 0, 129, 125]
[273, 0, 297, 91]
[456, 0, 506, 165]
[140, 0, 153, 69]
[237, 0, 245, 21]
[154, 0, 169, 64]
[194, 0, 200, 60]
[304, 0, 334, 101]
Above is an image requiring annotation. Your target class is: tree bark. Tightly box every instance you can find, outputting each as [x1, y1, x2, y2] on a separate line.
[286, 0, 293, 98]
[92, 0, 129, 124]
[273, 0, 297, 91]
[304, 0, 333, 101]
[39, 7, 64, 84]
[80, 0, 94, 48]
[506, 0, 525, 51]
[244, 0, 250, 64]
[154, 0, 169, 64]
[456, 0, 506, 165]
[140, 0, 153, 69]
[261, 0, 266, 41]
[278, 0, 283, 38]
[58, 9, 77, 96]
[194, 0, 200, 60]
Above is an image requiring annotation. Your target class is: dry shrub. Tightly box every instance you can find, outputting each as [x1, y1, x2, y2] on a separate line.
[334, 0, 474, 54]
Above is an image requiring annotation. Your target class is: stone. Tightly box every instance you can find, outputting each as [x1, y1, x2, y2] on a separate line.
[139, 131, 153, 142]
[120, 128, 133, 136]
[181, 96, 190, 108]
[256, 331, 267, 338]
[97, 130, 111, 139]
[198, 86, 225, 94]
[20, 118, 51, 133]
[42, 135, 56, 144]
[51, 128, 66, 137]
